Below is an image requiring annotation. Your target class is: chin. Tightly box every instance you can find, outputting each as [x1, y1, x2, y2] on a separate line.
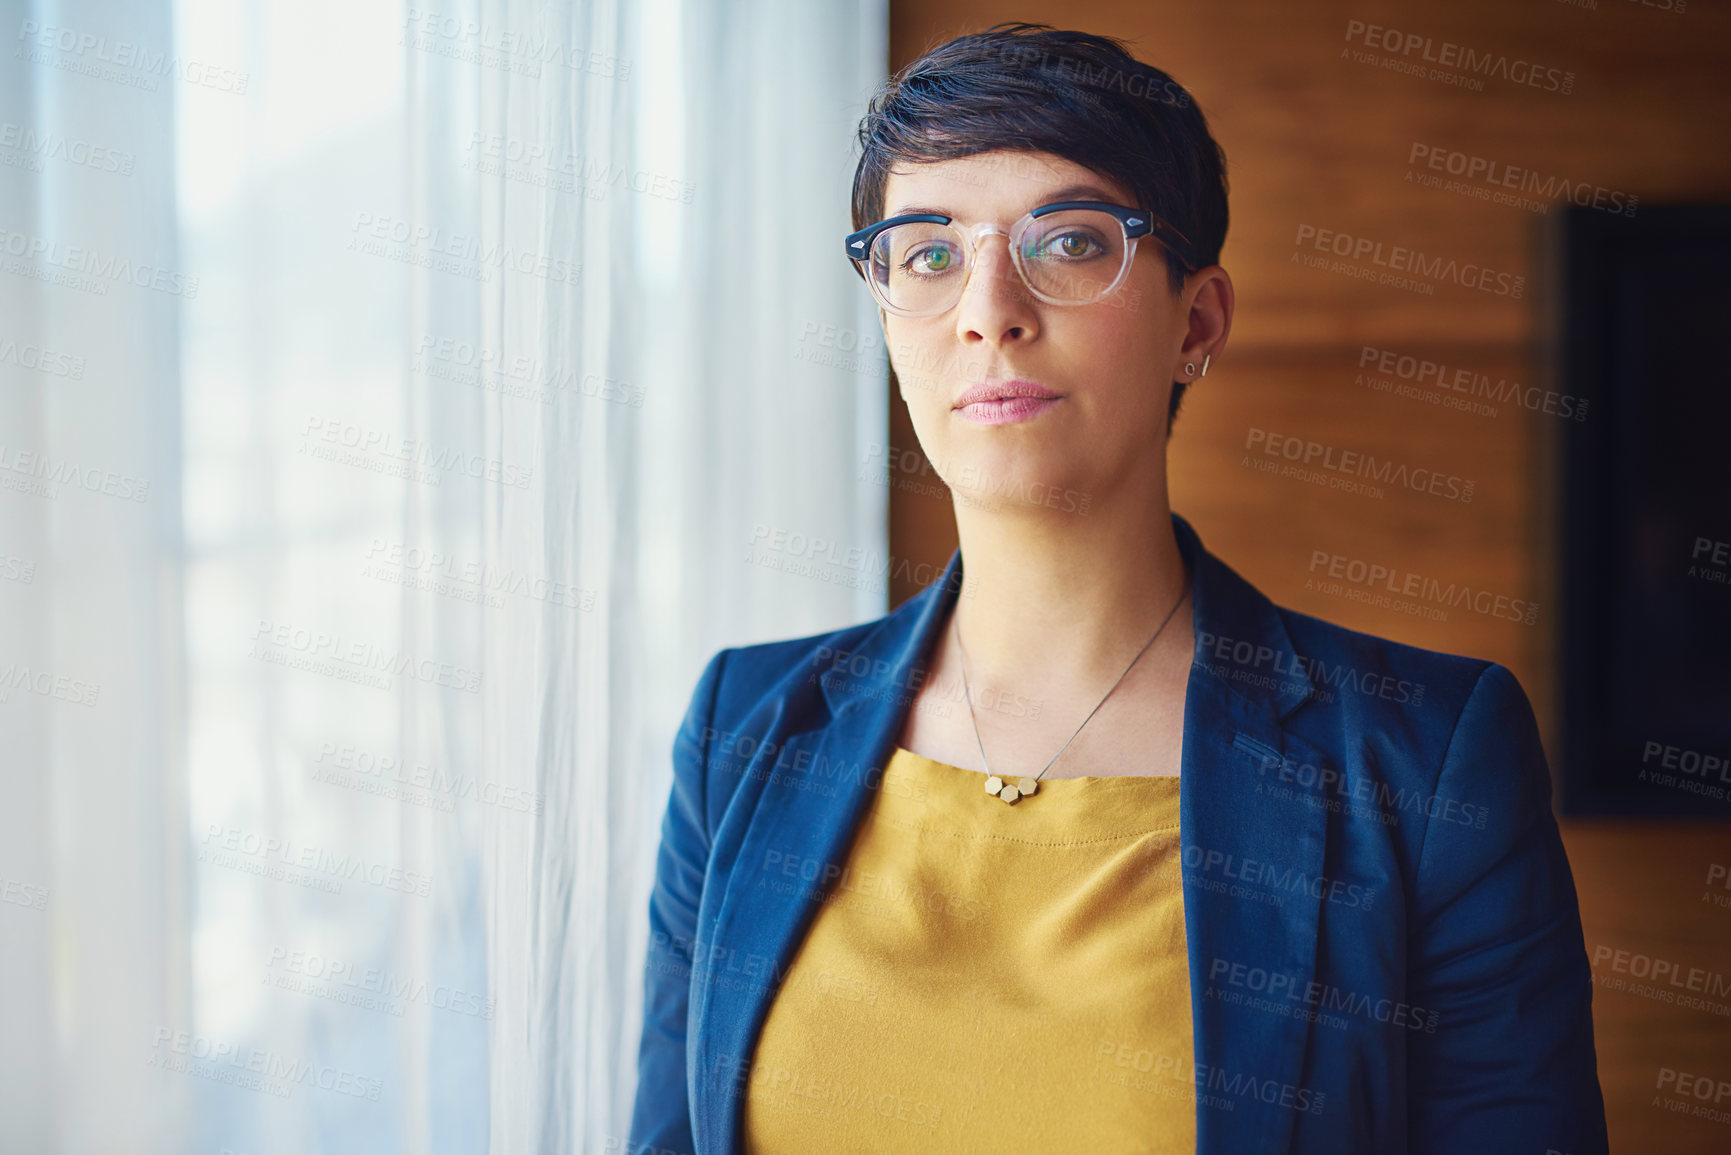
[949, 443, 1089, 511]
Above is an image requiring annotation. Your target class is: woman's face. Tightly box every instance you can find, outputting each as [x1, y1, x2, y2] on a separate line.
[876, 149, 1228, 517]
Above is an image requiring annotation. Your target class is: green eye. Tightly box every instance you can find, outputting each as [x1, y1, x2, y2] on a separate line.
[902, 242, 958, 277]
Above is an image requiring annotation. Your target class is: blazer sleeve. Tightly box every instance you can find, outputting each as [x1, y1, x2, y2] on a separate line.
[628, 649, 728, 1155]
[1405, 662, 1609, 1155]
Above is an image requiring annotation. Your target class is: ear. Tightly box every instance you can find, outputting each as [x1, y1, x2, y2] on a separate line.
[1177, 265, 1234, 377]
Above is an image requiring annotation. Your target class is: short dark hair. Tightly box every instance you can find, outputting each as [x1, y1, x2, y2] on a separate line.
[851, 22, 1230, 425]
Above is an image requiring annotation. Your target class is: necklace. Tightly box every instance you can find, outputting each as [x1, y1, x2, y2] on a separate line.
[954, 573, 1192, 804]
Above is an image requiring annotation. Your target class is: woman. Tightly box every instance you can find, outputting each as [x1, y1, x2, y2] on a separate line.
[629, 23, 1607, 1155]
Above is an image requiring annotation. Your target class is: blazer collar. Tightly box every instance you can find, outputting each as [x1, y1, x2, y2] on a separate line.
[693, 512, 1333, 1154]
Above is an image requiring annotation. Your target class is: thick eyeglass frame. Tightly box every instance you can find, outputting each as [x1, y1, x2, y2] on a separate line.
[843, 200, 1197, 318]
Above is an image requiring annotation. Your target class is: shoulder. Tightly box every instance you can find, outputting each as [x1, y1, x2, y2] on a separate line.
[1276, 601, 1500, 717]
[1269, 595, 1542, 787]
[1187, 528, 1510, 741]
[669, 598, 933, 837]
[688, 586, 935, 734]
[1266, 600, 1552, 851]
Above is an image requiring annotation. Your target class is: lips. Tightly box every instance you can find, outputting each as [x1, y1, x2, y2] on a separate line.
[953, 379, 1060, 408]
[952, 379, 1063, 426]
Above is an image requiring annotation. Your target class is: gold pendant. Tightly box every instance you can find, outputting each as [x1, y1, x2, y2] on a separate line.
[984, 775, 1041, 804]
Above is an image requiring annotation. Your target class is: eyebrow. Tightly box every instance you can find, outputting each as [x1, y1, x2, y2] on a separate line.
[885, 182, 1126, 221]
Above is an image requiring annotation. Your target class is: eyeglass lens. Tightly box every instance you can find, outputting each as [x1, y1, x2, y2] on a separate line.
[867, 209, 1130, 314]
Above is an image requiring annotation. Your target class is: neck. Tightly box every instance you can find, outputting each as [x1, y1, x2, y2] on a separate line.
[949, 475, 1192, 689]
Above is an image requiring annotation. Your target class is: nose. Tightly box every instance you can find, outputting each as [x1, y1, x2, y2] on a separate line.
[953, 231, 1039, 348]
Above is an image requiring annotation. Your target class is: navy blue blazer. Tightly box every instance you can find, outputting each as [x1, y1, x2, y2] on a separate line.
[628, 512, 1608, 1155]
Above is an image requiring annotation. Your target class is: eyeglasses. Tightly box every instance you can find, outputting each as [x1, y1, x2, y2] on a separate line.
[844, 200, 1195, 318]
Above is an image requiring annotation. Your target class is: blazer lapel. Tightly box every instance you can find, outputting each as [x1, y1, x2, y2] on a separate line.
[1174, 514, 1331, 1154]
[692, 557, 960, 1155]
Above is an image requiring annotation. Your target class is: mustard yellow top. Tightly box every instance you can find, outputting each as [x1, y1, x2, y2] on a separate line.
[742, 745, 1195, 1155]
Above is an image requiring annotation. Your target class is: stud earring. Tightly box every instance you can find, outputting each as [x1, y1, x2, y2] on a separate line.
[1184, 362, 1197, 377]
[1200, 353, 1211, 377]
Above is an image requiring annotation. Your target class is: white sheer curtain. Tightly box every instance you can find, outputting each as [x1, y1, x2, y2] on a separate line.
[0, 0, 887, 1151]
